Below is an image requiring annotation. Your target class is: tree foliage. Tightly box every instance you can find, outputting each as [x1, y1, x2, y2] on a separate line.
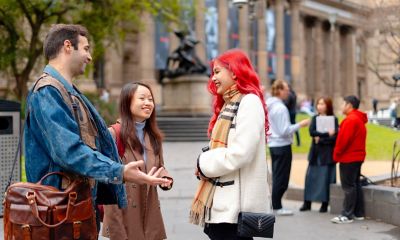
[0, 0, 183, 100]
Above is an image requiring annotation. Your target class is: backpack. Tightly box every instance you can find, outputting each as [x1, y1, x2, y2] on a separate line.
[110, 123, 125, 157]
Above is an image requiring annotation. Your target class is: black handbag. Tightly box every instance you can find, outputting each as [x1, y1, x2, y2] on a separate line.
[237, 212, 275, 238]
[237, 170, 275, 238]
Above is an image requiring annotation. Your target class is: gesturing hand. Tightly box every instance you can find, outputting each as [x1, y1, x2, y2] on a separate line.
[123, 160, 170, 186]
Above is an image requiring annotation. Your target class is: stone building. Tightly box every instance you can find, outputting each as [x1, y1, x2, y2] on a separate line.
[1, 0, 399, 113]
[94, 0, 399, 113]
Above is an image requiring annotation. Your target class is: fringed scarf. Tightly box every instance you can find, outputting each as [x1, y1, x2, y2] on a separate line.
[190, 85, 242, 226]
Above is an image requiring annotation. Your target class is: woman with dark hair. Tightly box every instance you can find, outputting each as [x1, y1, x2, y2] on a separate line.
[102, 82, 173, 240]
[190, 49, 271, 240]
[300, 97, 338, 213]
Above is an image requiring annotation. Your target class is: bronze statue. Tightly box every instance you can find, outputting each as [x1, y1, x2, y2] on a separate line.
[160, 31, 207, 82]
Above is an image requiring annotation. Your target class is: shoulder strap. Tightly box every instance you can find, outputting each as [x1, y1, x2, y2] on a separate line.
[32, 74, 82, 138]
[110, 123, 125, 158]
[33, 75, 72, 106]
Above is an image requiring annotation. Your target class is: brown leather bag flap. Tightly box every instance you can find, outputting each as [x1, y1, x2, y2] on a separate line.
[53, 198, 94, 222]
[9, 204, 48, 226]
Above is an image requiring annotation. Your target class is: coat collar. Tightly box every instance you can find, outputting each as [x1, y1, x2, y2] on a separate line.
[125, 133, 157, 174]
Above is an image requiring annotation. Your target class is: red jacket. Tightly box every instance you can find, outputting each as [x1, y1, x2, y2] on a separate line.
[333, 110, 367, 163]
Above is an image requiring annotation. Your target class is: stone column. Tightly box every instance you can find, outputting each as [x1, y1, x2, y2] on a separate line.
[138, 13, 161, 104]
[332, 24, 342, 108]
[298, 15, 307, 101]
[275, 0, 285, 80]
[313, 19, 323, 98]
[104, 41, 124, 99]
[347, 28, 357, 96]
[257, 0, 268, 86]
[304, 17, 315, 98]
[218, 0, 229, 53]
[323, 25, 332, 97]
[239, 4, 249, 53]
[195, 0, 207, 63]
[290, 0, 304, 93]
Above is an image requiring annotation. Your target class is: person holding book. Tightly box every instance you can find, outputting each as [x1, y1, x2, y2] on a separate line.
[300, 97, 338, 213]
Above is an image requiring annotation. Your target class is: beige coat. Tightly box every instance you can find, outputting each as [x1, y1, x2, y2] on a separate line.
[102, 129, 171, 240]
[198, 94, 272, 224]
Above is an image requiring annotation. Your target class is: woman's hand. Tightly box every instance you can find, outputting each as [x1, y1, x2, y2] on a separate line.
[195, 168, 209, 181]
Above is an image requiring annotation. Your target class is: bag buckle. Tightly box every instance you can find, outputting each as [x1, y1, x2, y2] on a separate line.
[26, 192, 35, 204]
[21, 224, 31, 231]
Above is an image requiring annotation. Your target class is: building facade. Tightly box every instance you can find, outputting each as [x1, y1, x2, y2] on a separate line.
[1, 0, 398, 112]
[99, 0, 400, 112]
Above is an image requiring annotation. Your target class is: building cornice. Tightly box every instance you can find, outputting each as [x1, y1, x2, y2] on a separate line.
[300, 0, 371, 28]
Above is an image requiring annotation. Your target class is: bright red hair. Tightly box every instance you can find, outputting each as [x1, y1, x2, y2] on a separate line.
[207, 49, 269, 139]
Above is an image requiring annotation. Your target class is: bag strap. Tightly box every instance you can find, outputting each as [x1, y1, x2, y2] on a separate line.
[110, 123, 125, 157]
[4, 75, 83, 193]
[26, 191, 77, 228]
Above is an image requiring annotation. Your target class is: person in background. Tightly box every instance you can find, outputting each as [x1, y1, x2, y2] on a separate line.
[100, 87, 110, 103]
[331, 95, 367, 224]
[372, 98, 378, 116]
[395, 98, 400, 129]
[284, 85, 300, 146]
[266, 80, 310, 216]
[300, 97, 338, 213]
[102, 82, 173, 240]
[191, 49, 271, 240]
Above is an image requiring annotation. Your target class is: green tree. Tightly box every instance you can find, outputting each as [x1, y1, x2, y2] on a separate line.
[0, 0, 183, 100]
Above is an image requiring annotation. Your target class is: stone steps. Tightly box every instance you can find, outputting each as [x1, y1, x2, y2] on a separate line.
[157, 116, 210, 142]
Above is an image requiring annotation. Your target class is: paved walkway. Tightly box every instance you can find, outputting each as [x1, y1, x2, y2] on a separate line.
[157, 142, 399, 240]
[1, 141, 399, 240]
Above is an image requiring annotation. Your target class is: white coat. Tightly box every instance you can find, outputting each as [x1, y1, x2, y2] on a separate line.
[198, 94, 272, 224]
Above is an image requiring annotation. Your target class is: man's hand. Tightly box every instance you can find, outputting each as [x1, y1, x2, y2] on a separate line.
[123, 160, 170, 186]
[299, 118, 311, 128]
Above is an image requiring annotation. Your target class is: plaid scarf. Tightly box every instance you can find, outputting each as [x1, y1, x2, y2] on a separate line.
[190, 86, 242, 226]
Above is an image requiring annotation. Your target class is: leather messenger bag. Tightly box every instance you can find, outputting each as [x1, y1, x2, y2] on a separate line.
[3, 172, 97, 240]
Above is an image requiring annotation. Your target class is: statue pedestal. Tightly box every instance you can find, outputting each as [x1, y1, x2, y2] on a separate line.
[162, 75, 211, 115]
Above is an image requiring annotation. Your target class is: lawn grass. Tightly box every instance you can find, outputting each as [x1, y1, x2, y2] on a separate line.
[21, 156, 26, 182]
[292, 114, 399, 161]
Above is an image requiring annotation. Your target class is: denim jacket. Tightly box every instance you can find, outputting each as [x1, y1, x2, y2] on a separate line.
[24, 65, 127, 208]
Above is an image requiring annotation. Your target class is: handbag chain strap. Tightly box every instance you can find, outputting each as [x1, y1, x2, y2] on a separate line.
[4, 77, 82, 194]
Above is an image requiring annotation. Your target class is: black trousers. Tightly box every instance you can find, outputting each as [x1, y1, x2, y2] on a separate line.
[270, 145, 292, 210]
[339, 162, 365, 219]
[204, 223, 253, 240]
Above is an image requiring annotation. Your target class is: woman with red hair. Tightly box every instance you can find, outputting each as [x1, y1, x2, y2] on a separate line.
[190, 49, 272, 240]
